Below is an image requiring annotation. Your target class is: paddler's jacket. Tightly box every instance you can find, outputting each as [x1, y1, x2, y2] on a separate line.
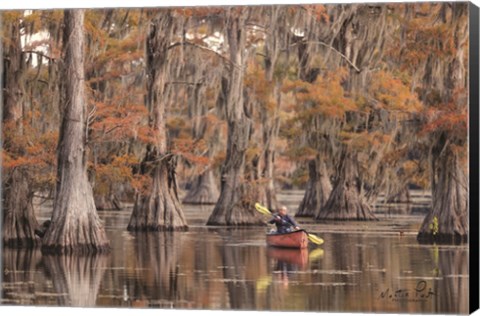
[268, 213, 299, 233]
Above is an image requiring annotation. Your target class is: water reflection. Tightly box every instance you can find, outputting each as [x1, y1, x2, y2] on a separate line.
[268, 247, 309, 271]
[0, 195, 470, 314]
[121, 232, 184, 308]
[2, 247, 42, 305]
[267, 248, 309, 294]
[216, 229, 267, 310]
[41, 253, 108, 306]
[435, 247, 469, 313]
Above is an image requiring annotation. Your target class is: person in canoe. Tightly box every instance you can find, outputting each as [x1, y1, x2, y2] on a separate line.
[268, 206, 300, 234]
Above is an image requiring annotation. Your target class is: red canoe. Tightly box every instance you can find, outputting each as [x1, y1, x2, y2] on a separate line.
[266, 247, 309, 268]
[266, 229, 309, 249]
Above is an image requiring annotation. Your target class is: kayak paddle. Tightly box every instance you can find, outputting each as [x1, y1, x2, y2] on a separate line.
[254, 203, 324, 246]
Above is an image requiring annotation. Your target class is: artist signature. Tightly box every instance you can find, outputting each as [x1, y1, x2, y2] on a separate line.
[379, 280, 436, 302]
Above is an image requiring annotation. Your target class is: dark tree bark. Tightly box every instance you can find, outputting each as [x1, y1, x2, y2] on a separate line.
[41, 10, 110, 254]
[128, 10, 188, 231]
[206, 8, 264, 226]
[316, 147, 377, 220]
[2, 18, 39, 247]
[296, 156, 332, 217]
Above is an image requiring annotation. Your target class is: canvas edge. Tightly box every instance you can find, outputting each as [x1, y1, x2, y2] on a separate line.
[469, 1, 480, 314]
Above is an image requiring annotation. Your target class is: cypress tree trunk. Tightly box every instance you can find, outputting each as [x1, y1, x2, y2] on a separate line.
[294, 29, 331, 218]
[183, 169, 219, 204]
[252, 6, 290, 211]
[318, 5, 387, 219]
[316, 147, 377, 220]
[183, 65, 220, 205]
[296, 156, 332, 217]
[2, 18, 39, 247]
[94, 194, 122, 210]
[127, 11, 188, 231]
[416, 3, 468, 243]
[261, 142, 279, 210]
[417, 140, 468, 243]
[41, 10, 110, 254]
[386, 185, 411, 203]
[3, 170, 38, 247]
[207, 8, 264, 226]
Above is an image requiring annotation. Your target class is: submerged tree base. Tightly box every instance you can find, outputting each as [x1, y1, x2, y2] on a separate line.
[95, 194, 123, 210]
[3, 238, 38, 248]
[127, 225, 189, 232]
[316, 186, 378, 221]
[417, 232, 467, 245]
[207, 199, 266, 226]
[128, 155, 189, 232]
[41, 244, 111, 255]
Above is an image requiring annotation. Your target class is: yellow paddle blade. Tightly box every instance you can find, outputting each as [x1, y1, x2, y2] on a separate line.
[307, 233, 324, 245]
[308, 248, 325, 261]
[255, 275, 272, 293]
[255, 203, 272, 216]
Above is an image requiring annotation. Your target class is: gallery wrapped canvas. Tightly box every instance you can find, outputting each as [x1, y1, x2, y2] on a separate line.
[0, 0, 478, 315]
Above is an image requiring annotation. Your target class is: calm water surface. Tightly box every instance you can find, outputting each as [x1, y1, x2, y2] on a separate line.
[1, 191, 469, 314]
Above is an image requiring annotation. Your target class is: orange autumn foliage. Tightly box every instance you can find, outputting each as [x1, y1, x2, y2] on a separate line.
[422, 103, 467, 136]
[283, 69, 355, 120]
[369, 71, 422, 113]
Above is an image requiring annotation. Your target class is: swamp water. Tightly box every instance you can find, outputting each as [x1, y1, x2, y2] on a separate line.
[1, 191, 469, 314]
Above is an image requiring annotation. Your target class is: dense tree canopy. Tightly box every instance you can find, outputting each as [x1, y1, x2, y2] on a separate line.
[1, 3, 471, 248]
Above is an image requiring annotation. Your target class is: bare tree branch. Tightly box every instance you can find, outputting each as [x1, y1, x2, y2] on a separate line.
[290, 40, 361, 73]
[22, 50, 56, 61]
[167, 81, 203, 86]
[168, 41, 242, 70]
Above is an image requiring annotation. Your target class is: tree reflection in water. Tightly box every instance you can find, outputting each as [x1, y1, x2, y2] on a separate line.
[0, 224, 470, 313]
[217, 229, 268, 310]
[41, 253, 108, 306]
[435, 247, 468, 313]
[122, 232, 183, 307]
[2, 247, 42, 305]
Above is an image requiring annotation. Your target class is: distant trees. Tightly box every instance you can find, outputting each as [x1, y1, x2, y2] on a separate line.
[1, 3, 471, 246]
[2, 14, 39, 246]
